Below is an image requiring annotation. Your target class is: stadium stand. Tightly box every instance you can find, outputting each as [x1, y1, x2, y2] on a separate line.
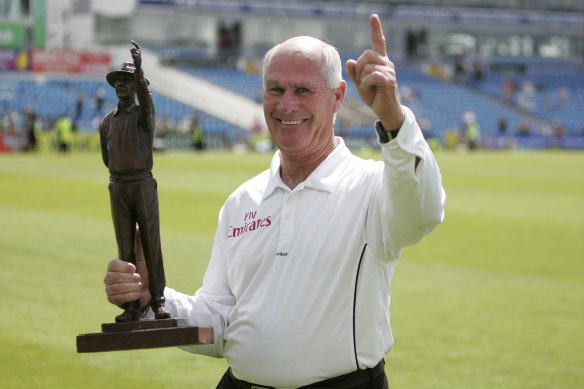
[474, 58, 583, 134]
[178, 66, 264, 103]
[2, 53, 582, 152]
[0, 74, 250, 149]
[2, 0, 583, 151]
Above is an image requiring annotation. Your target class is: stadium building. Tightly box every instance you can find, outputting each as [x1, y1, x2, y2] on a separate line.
[1, 0, 583, 151]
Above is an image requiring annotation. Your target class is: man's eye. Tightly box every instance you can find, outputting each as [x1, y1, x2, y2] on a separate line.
[297, 87, 310, 94]
[268, 87, 284, 94]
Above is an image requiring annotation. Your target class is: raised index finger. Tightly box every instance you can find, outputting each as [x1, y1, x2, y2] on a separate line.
[130, 40, 140, 50]
[369, 14, 387, 57]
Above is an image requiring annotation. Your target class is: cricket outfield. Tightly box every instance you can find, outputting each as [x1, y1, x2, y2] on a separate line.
[0, 149, 582, 388]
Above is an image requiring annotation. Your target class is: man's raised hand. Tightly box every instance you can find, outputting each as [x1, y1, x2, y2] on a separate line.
[346, 14, 405, 131]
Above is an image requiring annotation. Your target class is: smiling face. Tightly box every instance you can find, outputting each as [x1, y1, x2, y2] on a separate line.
[263, 37, 345, 159]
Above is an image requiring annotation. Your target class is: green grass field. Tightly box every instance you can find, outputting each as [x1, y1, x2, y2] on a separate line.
[1, 149, 583, 388]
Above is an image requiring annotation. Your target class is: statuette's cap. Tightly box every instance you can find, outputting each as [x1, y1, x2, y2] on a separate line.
[106, 62, 136, 87]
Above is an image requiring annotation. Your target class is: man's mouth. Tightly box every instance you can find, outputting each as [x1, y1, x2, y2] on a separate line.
[280, 119, 305, 125]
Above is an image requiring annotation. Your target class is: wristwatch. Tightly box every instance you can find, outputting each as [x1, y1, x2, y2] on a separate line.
[374, 120, 400, 143]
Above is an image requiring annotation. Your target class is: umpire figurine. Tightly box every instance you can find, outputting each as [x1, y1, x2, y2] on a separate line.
[99, 41, 170, 322]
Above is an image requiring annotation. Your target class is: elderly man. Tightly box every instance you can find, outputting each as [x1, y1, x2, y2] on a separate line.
[100, 41, 170, 322]
[105, 15, 445, 388]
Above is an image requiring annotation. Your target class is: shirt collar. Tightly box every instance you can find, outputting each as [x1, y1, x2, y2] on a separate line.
[262, 137, 351, 200]
[113, 101, 138, 116]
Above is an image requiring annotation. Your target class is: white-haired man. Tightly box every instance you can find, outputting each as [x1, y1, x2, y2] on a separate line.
[105, 15, 445, 388]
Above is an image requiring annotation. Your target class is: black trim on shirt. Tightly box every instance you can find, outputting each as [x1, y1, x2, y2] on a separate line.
[352, 243, 368, 370]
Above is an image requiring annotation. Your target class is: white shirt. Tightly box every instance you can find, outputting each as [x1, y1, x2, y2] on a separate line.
[164, 106, 445, 388]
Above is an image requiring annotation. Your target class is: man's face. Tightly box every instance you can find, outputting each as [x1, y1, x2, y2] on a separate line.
[114, 74, 135, 99]
[263, 42, 344, 156]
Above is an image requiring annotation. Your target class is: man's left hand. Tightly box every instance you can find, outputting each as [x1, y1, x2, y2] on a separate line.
[346, 14, 405, 131]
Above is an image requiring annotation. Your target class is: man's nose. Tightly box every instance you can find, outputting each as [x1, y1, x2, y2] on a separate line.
[277, 90, 299, 114]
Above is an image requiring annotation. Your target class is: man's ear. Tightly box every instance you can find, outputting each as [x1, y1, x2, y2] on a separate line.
[333, 81, 346, 113]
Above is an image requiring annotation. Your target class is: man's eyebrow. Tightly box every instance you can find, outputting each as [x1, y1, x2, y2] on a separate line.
[265, 79, 314, 89]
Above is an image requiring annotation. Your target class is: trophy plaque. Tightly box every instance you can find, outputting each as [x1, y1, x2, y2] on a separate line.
[77, 319, 213, 353]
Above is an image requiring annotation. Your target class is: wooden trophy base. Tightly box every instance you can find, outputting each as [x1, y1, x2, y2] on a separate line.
[76, 319, 213, 353]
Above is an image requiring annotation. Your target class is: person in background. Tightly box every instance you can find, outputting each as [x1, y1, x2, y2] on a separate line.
[190, 109, 204, 151]
[95, 86, 106, 116]
[74, 91, 84, 130]
[462, 110, 481, 150]
[55, 115, 73, 153]
[24, 105, 37, 152]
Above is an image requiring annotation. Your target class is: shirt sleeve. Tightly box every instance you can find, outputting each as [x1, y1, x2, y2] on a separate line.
[366, 105, 446, 261]
[162, 206, 235, 358]
[99, 114, 109, 168]
[133, 69, 155, 134]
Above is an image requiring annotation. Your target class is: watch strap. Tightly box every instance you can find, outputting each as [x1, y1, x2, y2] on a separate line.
[374, 120, 400, 143]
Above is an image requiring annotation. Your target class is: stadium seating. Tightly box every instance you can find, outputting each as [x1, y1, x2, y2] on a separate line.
[473, 58, 583, 133]
[0, 75, 247, 146]
[2, 54, 582, 150]
[178, 66, 264, 103]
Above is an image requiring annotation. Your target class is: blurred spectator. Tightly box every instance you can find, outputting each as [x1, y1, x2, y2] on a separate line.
[155, 116, 174, 138]
[95, 86, 106, 116]
[400, 85, 421, 117]
[75, 91, 84, 130]
[419, 117, 440, 151]
[497, 116, 508, 135]
[176, 115, 191, 135]
[550, 121, 565, 148]
[558, 86, 570, 108]
[419, 117, 432, 138]
[190, 110, 205, 151]
[553, 121, 565, 138]
[501, 77, 516, 104]
[0, 105, 17, 132]
[400, 86, 419, 104]
[75, 92, 84, 120]
[251, 115, 273, 153]
[462, 110, 481, 150]
[471, 60, 485, 84]
[454, 54, 468, 84]
[494, 116, 514, 149]
[517, 118, 532, 137]
[538, 121, 552, 137]
[23, 105, 37, 152]
[55, 116, 73, 153]
[517, 81, 535, 111]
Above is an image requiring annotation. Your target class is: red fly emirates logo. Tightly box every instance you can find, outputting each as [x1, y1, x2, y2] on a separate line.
[228, 211, 272, 238]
